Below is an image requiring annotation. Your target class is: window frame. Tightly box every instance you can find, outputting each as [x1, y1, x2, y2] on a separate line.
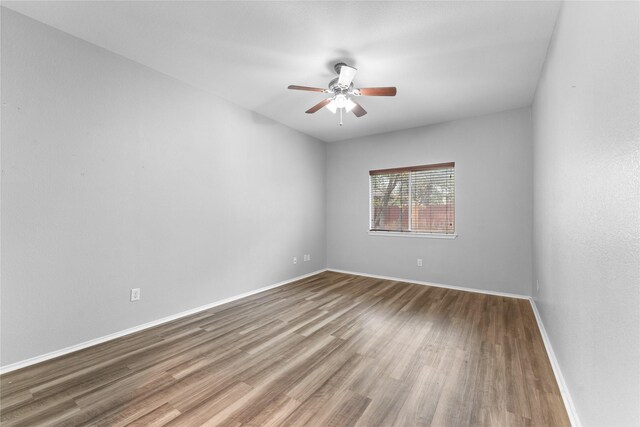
[368, 162, 457, 239]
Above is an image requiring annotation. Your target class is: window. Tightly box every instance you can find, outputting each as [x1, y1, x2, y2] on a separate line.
[369, 162, 455, 235]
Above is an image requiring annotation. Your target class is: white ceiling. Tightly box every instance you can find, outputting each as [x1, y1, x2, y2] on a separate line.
[3, 1, 561, 142]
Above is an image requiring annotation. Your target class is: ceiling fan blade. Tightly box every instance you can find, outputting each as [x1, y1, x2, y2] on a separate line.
[356, 87, 397, 96]
[306, 99, 332, 114]
[351, 101, 367, 117]
[338, 65, 357, 87]
[288, 85, 327, 92]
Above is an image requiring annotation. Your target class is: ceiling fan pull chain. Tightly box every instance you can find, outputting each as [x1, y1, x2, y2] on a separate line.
[339, 108, 343, 126]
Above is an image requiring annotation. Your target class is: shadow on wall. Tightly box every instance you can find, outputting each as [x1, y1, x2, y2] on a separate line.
[249, 111, 279, 126]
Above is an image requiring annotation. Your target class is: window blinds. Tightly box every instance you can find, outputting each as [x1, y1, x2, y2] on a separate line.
[370, 162, 455, 234]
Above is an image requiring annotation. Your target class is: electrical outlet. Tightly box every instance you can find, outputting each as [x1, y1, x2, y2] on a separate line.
[417, 258, 423, 267]
[293, 257, 297, 264]
[130, 288, 141, 302]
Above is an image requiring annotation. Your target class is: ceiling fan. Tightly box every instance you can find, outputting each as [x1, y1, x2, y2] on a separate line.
[288, 62, 397, 126]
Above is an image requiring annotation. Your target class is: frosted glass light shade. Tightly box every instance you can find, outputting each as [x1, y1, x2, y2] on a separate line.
[345, 98, 356, 113]
[334, 94, 348, 109]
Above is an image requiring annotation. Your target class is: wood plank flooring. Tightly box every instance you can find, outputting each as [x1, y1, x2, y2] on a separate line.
[0, 271, 570, 426]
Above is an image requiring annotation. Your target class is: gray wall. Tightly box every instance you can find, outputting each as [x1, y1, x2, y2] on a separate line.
[327, 108, 533, 296]
[532, 2, 640, 426]
[1, 9, 326, 367]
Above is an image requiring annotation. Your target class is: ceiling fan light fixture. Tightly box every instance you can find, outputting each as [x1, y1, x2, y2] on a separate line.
[326, 100, 337, 114]
[334, 94, 348, 109]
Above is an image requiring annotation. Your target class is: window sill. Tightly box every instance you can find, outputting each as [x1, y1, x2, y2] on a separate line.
[368, 231, 458, 239]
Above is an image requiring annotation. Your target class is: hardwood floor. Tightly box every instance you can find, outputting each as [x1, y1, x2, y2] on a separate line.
[0, 271, 570, 426]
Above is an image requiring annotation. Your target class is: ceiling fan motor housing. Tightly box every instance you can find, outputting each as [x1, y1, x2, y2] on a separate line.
[328, 77, 353, 93]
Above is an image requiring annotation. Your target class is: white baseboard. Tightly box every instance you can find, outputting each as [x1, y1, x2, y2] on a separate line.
[0, 269, 327, 375]
[529, 299, 582, 427]
[327, 268, 530, 300]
